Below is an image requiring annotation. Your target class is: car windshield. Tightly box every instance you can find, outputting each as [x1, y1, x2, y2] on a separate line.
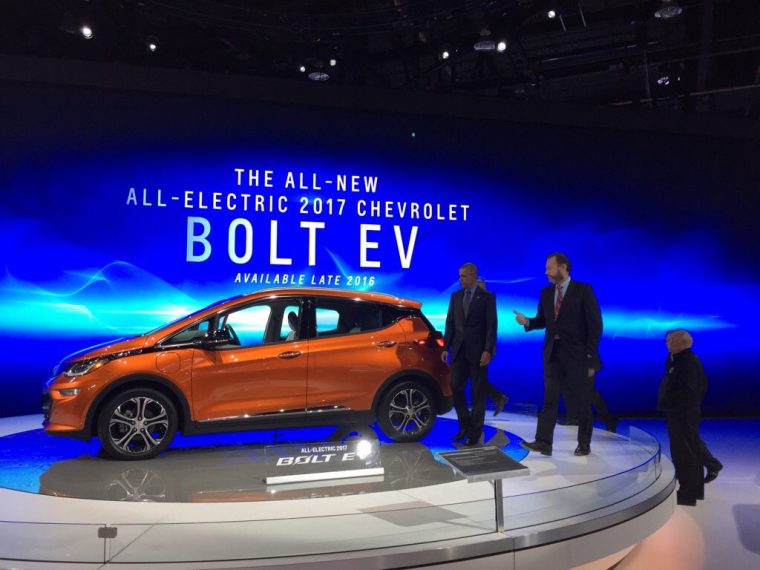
[141, 296, 242, 335]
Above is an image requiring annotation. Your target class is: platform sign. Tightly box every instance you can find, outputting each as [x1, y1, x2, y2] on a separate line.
[438, 446, 528, 483]
[264, 439, 383, 485]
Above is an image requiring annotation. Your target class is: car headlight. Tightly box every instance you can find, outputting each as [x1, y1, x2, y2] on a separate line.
[60, 349, 143, 378]
[63, 358, 109, 377]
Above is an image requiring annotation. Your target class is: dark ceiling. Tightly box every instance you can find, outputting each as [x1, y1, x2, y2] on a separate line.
[2, 0, 759, 118]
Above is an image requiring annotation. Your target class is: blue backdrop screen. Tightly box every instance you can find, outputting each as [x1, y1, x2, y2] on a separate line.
[1, 82, 758, 417]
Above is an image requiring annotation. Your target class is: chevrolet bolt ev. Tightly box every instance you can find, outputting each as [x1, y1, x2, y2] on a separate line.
[43, 288, 452, 460]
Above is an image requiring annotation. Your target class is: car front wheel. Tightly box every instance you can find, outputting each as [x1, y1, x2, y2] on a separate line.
[96, 388, 177, 460]
[377, 381, 436, 442]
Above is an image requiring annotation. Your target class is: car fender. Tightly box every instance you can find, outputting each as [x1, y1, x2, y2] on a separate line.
[84, 374, 193, 436]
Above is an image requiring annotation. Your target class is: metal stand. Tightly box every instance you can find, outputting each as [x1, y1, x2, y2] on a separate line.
[494, 478, 504, 532]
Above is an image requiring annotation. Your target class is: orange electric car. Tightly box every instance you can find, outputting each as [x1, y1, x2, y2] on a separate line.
[43, 288, 452, 460]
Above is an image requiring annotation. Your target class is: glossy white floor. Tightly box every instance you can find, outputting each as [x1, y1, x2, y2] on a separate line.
[602, 417, 760, 570]
[0, 413, 677, 569]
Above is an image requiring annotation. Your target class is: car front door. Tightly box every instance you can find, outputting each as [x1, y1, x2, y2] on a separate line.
[190, 298, 307, 422]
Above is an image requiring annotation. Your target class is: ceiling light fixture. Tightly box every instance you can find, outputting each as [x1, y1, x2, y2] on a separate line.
[146, 35, 159, 53]
[654, 0, 684, 19]
[474, 40, 496, 52]
[308, 71, 330, 81]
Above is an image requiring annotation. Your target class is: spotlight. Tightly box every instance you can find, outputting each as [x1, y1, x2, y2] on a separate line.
[148, 42, 157, 52]
[356, 439, 373, 460]
[329, 58, 337, 67]
[474, 40, 496, 52]
[308, 71, 330, 81]
[548, 10, 557, 19]
[80, 25, 93, 39]
[298, 65, 306, 73]
[654, 0, 683, 19]
[496, 40, 508, 53]
[146, 35, 159, 53]
[441, 50, 450, 60]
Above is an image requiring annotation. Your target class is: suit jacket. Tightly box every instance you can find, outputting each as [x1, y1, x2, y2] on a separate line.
[657, 349, 707, 411]
[526, 279, 602, 369]
[443, 288, 497, 362]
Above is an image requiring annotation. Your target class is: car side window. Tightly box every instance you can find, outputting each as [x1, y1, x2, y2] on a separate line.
[279, 304, 302, 342]
[164, 319, 211, 345]
[315, 307, 340, 337]
[222, 304, 271, 348]
[314, 298, 388, 338]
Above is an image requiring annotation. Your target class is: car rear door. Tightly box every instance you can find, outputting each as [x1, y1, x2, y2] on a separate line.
[305, 297, 408, 413]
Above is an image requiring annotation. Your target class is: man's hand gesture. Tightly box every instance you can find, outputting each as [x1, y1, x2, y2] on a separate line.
[513, 310, 529, 326]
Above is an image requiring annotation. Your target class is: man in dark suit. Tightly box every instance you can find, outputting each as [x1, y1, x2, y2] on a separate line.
[442, 263, 498, 446]
[514, 252, 602, 456]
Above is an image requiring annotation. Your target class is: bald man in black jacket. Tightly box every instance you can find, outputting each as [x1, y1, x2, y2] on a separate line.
[658, 329, 722, 506]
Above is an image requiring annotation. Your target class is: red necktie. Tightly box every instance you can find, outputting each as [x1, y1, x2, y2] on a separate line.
[554, 284, 563, 319]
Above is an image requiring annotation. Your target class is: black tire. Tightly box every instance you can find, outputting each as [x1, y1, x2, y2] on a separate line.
[376, 381, 436, 442]
[96, 388, 177, 460]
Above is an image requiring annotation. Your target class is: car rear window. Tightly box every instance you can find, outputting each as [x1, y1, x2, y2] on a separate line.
[313, 298, 419, 338]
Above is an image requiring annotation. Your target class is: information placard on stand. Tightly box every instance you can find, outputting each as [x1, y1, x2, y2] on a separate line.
[438, 446, 528, 532]
[438, 446, 528, 482]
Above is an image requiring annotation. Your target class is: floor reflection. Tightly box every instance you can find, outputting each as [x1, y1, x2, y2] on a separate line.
[0, 418, 526, 502]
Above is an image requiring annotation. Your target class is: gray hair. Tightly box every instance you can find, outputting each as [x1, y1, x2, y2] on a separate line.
[667, 329, 694, 350]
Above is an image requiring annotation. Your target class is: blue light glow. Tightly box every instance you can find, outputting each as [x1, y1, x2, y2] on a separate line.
[1, 83, 758, 418]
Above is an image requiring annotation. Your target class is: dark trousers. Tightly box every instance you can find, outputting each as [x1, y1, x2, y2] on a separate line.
[536, 343, 593, 447]
[485, 381, 504, 403]
[665, 407, 704, 502]
[565, 378, 613, 424]
[450, 354, 487, 438]
[481, 364, 505, 403]
[699, 439, 722, 472]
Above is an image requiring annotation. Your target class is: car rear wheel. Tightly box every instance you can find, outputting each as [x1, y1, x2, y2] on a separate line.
[377, 381, 436, 442]
[96, 388, 177, 460]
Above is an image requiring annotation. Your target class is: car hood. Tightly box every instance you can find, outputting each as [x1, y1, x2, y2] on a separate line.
[60, 335, 152, 363]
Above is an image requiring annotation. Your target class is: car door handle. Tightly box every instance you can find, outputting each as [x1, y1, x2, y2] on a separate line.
[277, 351, 303, 359]
[375, 340, 397, 348]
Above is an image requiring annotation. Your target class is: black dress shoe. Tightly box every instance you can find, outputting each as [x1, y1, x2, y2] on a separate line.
[704, 462, 723, 483]
[520, 440, 552, 456]
[493, 395, 509, 417]
[574, 444, 591, 456]
[606, 417, 618, 433]
[463, 435, 481, 446]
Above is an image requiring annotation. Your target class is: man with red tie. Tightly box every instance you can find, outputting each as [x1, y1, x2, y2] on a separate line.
[513, 252, 603, 456]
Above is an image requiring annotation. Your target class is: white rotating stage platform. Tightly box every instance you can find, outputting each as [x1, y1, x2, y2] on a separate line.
[0, 413, 675, 569]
